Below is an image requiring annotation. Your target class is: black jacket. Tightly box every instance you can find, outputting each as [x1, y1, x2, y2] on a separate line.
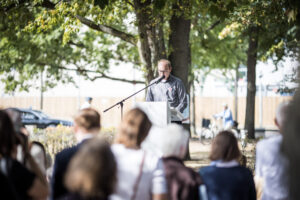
[51, 143, 82, 200]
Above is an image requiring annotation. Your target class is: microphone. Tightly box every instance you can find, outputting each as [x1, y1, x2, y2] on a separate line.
[155, 75, 165, 84]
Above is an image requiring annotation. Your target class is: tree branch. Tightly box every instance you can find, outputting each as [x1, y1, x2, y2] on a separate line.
[76, 15, 136, 46]
[68, 40, 86, 48]
[87, 74, 145, 84]
[54, 65, 145, 84]
[125, 0, 134, 7]
[55, 0, 63, 5]
[113, 54, 141, 65]
[205, 20, 221, 32]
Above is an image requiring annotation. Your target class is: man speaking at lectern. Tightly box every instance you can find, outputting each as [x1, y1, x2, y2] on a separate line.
[146, 59, 187, 114]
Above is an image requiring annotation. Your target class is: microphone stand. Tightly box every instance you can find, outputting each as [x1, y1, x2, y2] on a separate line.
[103, 76, 164, 120]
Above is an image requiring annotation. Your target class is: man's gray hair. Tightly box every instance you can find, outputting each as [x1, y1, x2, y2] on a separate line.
[276, 101, 290, 128]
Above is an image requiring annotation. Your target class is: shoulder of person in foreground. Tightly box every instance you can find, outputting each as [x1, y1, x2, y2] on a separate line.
[200, 164, 253, 175]
[56, 142, 84, 162]
[143, 150, 168, 198]
[256, 134, 282, 154]
[112, 143, 162, 170]
[51, 145, 80, 199]
[163, 156, 202, 185]
[199, 165, 215, 175]
[10, 157, 49, 199]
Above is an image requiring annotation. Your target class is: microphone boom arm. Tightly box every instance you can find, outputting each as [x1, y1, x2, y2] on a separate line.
[103, 76, 165, 119]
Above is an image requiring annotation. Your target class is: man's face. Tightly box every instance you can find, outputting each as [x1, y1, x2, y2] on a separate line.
[158, 62, 172, 80]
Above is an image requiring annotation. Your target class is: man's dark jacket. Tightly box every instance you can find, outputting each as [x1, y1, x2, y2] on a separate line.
[51, 143, 82, 200]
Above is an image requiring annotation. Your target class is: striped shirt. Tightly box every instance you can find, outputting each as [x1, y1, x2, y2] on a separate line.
[146, 74, 187, 113]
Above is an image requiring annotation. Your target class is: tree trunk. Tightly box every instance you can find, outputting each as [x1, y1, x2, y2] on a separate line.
[40, 70, 44, 110]
[234, 64, 239, 121]
[168, 16, 191, 91]
[134, 0, 154, 82]
[245, 26, 258, 139]
[148, 15, 166, 72]
[168, 3, 191, 160]
[135, 0, 192, 159]
[133, 0, 165, 83]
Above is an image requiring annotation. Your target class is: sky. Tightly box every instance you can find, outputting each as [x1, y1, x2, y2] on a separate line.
[1, 62, 146, 98]
[0, 57, 298, 98]
[198, 57, 298, 97]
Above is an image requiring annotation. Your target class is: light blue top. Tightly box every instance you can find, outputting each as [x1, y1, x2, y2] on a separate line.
[214, 108, 234, 128]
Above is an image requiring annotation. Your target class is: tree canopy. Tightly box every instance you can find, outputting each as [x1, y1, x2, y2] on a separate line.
[0, 0, 299, 94]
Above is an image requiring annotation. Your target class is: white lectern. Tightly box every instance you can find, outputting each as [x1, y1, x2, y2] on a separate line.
[135, 102, 183, 127]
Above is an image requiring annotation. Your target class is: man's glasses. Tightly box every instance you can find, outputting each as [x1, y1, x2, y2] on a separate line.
[158, 70, 169, 73]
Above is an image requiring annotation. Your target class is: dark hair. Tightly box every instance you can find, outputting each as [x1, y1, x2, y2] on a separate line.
[4, 108, 23, 133]
[209, 130, 241, 162]
[115, 108, 152, 148]
[0, 110, 17, 157]
[65, 139, 117, 198]
[74, 108, 101, 131]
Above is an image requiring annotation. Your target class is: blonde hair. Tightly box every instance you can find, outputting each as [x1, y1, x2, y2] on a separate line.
[74, 108, 101, 132]
[115, 108, 152, 148]
[65, 139, 116, 198]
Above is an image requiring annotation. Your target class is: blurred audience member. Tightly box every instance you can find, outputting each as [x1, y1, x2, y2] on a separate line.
[5, 108, 47, 175]
[62, 138, 116, 200]
[0, 110, 49, 200]
[110, 108, 168, 200]
[145, 124, 203, 200]
[256, 102, 290, 200]
[199, 130, 256, 200]
[214, 103, 234, 130]
[282, 85, 300, 200]
[80, 97, 93, 110]
[51, 108, 101, 199]
[0, 171, 17, 199]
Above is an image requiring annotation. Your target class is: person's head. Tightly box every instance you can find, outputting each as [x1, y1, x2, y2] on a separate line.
[74, 108, 101, 134]
[65, 139, 117, 199]
[153, 124, 189, 159]
[209, 130, 241, 162]
[86, 97, 93, 104]
[158, 59, 172, 80]
[0, 110, 17, 157]
[275, 101, 290, 132]
[4, 108, 23, 134]
[115, 108, 152, 149]
[223, 103, 228, 110]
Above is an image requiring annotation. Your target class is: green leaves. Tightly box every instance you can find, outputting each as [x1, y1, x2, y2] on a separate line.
[191, 12, 247, 77]
[153, 0, 166, 10]
[1, 0, 298, 93]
